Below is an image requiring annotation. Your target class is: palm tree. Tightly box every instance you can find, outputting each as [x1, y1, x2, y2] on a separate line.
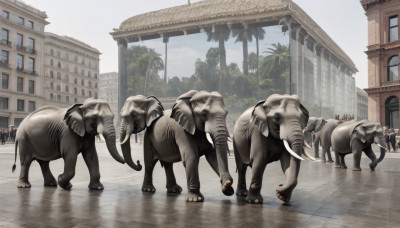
[205, 25, 230, 93]
[259, 43, 290, 95]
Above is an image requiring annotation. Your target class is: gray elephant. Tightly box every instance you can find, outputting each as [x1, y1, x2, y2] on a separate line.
[331, 120, 386, 171]
[233, 94, 314, 204]
[304, 118, 343, 162]
[303, 117, 326, 152]
[120, 91, 234, 202]
[12, 98, 127, 190]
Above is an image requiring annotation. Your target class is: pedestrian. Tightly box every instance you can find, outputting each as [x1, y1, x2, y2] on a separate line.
[396, 130, 400, 152]
[389, 129, 397, 152]
[385, 129, 391, 152]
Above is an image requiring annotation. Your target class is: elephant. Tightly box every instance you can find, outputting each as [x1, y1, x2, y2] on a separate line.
[12, 98, 127, 190]
[304, 118, 343, 162]
[120, 91, 234, 202]
[331, 119, 386, 171]
[233, 94, 315, 204]
[303, 117, 327, 154]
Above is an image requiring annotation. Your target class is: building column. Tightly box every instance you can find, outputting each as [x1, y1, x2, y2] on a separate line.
[117, 39, 128, 132]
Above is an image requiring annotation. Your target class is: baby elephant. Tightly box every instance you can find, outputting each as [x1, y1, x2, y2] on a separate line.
[331, 120, 386, 171]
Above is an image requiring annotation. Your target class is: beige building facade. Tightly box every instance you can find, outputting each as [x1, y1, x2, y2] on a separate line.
[361, 0, 400, 128]
[44, 33, 100, 107]
[0, 0, 48, 128]
[99, 72, 118, 117]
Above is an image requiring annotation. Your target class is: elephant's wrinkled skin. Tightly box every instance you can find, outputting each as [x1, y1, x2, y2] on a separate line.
[12, 99, 125, 190]
[120, 91, 234, 202]
[233, 94, 314, 204]
[331, 120, 386, 171]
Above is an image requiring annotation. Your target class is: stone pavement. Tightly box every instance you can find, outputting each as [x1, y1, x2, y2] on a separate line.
[0, 141, 400, 227]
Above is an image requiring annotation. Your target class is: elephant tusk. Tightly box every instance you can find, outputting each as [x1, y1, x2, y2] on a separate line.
[227, 136, 233, 142]
[120, 134, 130, 145]
[283, 140, 304, 161]
[206, 133, 214, 148]
[302, 148, 316, 161]
[375, 143, 388, 151]
[303, 141, 312, 149]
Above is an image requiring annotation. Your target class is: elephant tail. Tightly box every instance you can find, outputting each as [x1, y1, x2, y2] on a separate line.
[12, 140, 18, 173]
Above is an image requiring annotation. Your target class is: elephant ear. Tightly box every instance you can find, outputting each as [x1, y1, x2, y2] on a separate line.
[251, 100, 269, 137]
[146, 96, 164, 127]
[299, 103, 309, 129]
[353, 125, 366, 143]
[315, 118, 327, 132]
[171, 90, 198, 135]
[64, 104, 85, 137]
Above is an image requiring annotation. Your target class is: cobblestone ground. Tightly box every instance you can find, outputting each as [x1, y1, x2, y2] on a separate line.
[1, 141, 400, 227]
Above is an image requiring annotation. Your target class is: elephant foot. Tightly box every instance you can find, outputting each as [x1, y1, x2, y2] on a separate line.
[166, 184, 182, 194]
[353, 167, 362, 171]
[236, 188, 248, 197]
[142, 184, 156, 193]
[246, 188, 263, 204]
[276, 183, 296, 203]
[44, 179, 57, 187]
[58, 175, 72, 190]
[186, 189, 204, 202]
[17, 179, 31, 188]
[369, 163, 376, 171]
[221, 180, 234, 196]
[89, 182, 104, 190]
[327, 160, 334, 163]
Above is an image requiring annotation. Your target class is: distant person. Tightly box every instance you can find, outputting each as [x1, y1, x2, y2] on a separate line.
[390, 129, 397, 152]
[396, 131, 400, 152]
[385, 129, 391, 152]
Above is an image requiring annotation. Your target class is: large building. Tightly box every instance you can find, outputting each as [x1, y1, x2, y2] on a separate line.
[356, 87, 368, 120]
[361, 0, 400, 128]
[99, 72, 119, 117]
[111, 0, 358, 120]
[0, 0, 48, 128]
[44, 32, 100, 107]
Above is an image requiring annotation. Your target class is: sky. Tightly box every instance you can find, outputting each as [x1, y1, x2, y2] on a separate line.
[24, 0, 368, 89]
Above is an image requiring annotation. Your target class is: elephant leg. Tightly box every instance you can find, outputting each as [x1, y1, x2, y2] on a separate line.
[363, 146, 378, 171]
[352, 149, 362, 171]
[276, 152, 300, 203]
[233, 142, 248, 197]
[17, 143, 33, 188]
[161, 161, 182, 194]
[246, 148, 266, 204]
[334, 150, 341, 168]
[313, 139, 320, 158]
[142, 139, 157, 193]
[339, 154, 347, 169]
[182, 155, 203, 202]
[81, 147, 103, 190]
[58, 151, 77, 190]
[37, 159, 57, 187]
[326, 146, 334, 163]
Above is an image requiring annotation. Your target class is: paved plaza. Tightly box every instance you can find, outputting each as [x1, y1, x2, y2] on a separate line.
[0, 141, 400, 227]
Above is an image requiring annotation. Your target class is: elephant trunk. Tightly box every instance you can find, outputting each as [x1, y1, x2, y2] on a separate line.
[120, 118, 142, 171]
[208, 116, 234, 195]
[102, 118, 125, 164]
[375, 137, 386, 164]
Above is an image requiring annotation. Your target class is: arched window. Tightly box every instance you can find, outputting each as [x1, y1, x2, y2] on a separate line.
[50, 59, 54, 66]
[50, 49, 54, 56]
[57, 72, 61, 80]
[81, 79, 84, 86]
[88, 81, 92, 87]
[74, 78, 77, 84]
[385, 96, 399, 128]
[50, 71, 54, 78]
[81, 89, 85, 96]
[388, 55, 399, 81]
[56, 84, 60, 91]
[65, 85, 69, 92]
[65, 74, 69, 82]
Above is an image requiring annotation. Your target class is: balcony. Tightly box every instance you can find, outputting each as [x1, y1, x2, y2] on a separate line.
[16, 67, 37, 76]
[382, 80, 400, 87]
[16, 45, 37, 55]
[0, 60, 10, 69]
[0, 39, 12, 47]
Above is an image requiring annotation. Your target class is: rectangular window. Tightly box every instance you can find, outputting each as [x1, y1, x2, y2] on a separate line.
[18, 16, 24, 25]
[1, 73, 9, 90]
[2, 10, 9, 19]
[17, 77, 23, 92]
[27, 58, 34, 74]
[0, 97, 9, 110]
[0, 50, 9, 63]
[28, 21, 34, 29]
[17, 99, 24, 111]
[28, 80, 34, 94]
[16, 33, 23, 48]
[28, 101, 36, 112]
[27, 38, 35, 52]
[16, 54, 23, 69]
[0, 28, 9, 45]
[14, 118, 23, 127]
[0, 116, 9, 128]
[389, 15, 398, 42]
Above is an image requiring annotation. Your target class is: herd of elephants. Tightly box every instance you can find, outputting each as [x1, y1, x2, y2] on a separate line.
[11, 90, 387, 204]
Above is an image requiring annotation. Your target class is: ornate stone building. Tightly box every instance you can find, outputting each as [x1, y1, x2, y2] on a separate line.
[0, 0, 48, 128]
[111, 0, 358, 123]
[99, 72, 119, 117]
[43, 32, 100, 107]
[361, 0, 400, 128]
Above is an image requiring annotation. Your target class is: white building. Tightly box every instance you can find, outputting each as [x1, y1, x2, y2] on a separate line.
[356, 87, 368, 120]
[99, 72, 119, 116]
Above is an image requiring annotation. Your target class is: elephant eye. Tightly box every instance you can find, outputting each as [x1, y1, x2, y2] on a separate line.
[201, 110, 209, 120]
[273, 113, 282, 123]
